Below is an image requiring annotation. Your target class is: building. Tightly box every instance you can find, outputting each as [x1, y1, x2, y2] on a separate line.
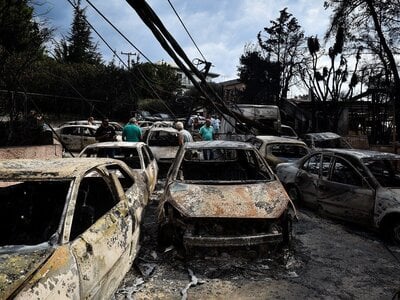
[156, 61, 219, 94]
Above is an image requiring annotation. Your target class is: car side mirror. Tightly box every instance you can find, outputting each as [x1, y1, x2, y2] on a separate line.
[177, 170, 184, 181]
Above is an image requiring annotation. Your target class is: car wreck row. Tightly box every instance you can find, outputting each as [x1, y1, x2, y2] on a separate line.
[2, 132, 400, 299]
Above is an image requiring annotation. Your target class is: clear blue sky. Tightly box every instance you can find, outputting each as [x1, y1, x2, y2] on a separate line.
[35, 0, 331, 88]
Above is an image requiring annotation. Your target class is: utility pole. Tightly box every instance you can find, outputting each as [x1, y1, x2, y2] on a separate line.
[120, 51, 136, 69]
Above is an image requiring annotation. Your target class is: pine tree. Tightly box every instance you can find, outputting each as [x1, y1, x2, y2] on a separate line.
[57, 0, 102, 64]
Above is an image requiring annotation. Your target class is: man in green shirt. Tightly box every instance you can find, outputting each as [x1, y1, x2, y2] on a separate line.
[122, 117, 142, 142]
[199, 119, 214, 159]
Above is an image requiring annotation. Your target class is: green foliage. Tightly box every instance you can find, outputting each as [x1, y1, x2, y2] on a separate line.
[257, 8, 305, 100]
[237, 47, 281, 104]
[324, 0, 400, 90]
[0, 0, 51, 123]
[137, 98, 168, 113]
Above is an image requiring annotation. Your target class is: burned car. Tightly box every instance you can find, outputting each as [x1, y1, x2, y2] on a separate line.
[276, 149, 400, 244]
[0, 158, 146, 299]
[247, 135, 310, 171]
[145, 126, 180, 177]
[79, 141, 158, 196]
[158, 141, 295, 253]
[302, 132, 352, 149]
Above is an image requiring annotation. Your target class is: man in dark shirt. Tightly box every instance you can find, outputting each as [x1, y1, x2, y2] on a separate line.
[95, 118, 116, 142]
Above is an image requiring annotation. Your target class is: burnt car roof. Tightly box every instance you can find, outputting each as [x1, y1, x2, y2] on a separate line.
[321, 148, 400, 160]
[255, 135, 307, 145]
[82, 141, 145, 148]
[184, 140, 255, 149]
[148, 127, 178, 133]
[303, 132, 341, 141]
[0, 158, 123, 180]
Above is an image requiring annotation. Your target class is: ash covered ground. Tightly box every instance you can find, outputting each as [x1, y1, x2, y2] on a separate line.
[115, 188, 400, 300]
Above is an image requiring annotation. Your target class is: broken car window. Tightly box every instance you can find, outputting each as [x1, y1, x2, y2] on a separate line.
[363, 159, 400, 188]
[303, 154, 321, 175]
[70, 175, 118, 241]
[106, 165, 135, 191]
[148, 131, 179, 147]
[0, 181, 71, 246]
[180, 148, 273, 182]
[331, 158, 363, 186]
[267, 144, 309, 159]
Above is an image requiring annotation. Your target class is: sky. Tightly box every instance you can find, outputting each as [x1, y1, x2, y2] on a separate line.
[34, 0, 332, 92]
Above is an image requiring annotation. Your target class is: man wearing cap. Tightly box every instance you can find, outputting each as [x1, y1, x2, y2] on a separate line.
[122, 117, 142, 142]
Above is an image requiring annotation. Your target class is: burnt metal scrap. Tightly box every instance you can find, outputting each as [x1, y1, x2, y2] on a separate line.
[180, 268, 205, 300]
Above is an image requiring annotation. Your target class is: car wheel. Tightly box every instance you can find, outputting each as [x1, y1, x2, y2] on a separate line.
[287, 185, 301, 204]
[390, 220, 400, 245]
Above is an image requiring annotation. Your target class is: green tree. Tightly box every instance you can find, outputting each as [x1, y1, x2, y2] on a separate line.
[257, 8, 305, 102]
[237, 45, 281, 104]
[301, 28, 362, 131]
[324, 0, 400, 134]
[55, 0, 101, 64]
[0, 0, 51, 121]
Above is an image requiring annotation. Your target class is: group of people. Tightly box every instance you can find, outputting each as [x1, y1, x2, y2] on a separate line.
[94, 115, 219, 152]
[94, 117, 142, 143]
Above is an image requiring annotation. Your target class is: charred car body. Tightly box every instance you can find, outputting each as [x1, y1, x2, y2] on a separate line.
[302, 132, 352, 149]
[79, 141, 159, 196]
[276, 149, 400, 243]
[158, 141, 295, 252]
[247, 135, 310, 171]
[0, 158, 147, 299]
[145, 126, 180, 177]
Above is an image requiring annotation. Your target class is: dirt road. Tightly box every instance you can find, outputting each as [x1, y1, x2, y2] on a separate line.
[115, 190, 400, 299]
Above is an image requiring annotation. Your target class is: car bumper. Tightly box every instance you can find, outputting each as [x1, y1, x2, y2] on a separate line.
[183, 232, 283, 247]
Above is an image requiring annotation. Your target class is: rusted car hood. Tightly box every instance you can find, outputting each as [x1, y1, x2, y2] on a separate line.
[168, 181, 289, 218]
[0, 246, 53, 299]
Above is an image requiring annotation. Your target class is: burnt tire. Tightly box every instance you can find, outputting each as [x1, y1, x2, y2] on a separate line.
[287, 185, 301, 205]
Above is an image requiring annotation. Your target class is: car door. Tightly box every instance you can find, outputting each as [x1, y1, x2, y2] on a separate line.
[60, 127, 81, 151]
[142, 145, 158, 193]
[295, 153, 324, 207]
[69, 169, 134, 298]
[81, 126, 97, 149]
[317, 156, 375, 225]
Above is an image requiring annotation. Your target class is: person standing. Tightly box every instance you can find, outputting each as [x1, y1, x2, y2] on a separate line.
[199, 119, 214, 159]
[95, 118, 117, 142]
[122, 117, 142, 142]
[87, 116, 95, 126]
[211, 115, 220, 138]
[175, 121, 193, 145]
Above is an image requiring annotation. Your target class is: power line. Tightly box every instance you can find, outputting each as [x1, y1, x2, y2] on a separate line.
[84, 0, 152, 63]
[166, 0, 207, 62]
[66, 0, 177, 116]
[81, 0, 178, 117]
